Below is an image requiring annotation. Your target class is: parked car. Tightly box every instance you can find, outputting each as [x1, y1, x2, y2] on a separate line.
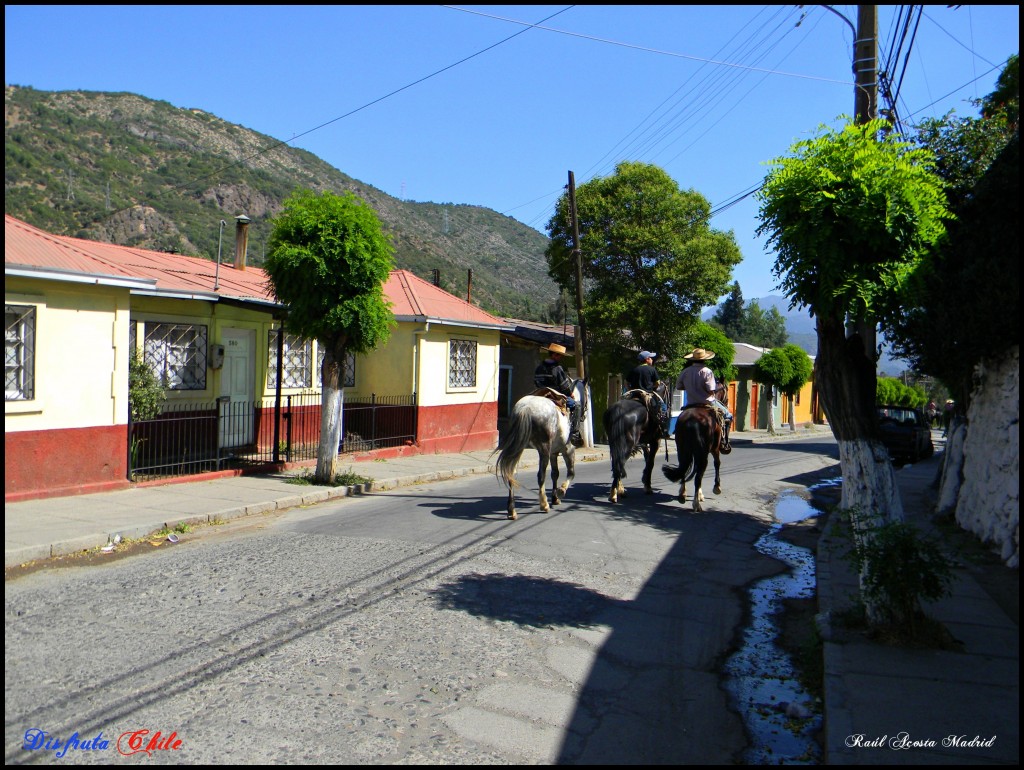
[876, 405, 934, 463]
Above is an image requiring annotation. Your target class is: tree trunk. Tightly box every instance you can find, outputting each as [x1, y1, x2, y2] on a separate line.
[815, 312, 904, 624]
[315, 344, 344, 483]
[766, 387, 777, 435]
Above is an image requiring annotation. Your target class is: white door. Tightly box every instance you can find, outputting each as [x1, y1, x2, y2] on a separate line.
[219, 328, 255, 448]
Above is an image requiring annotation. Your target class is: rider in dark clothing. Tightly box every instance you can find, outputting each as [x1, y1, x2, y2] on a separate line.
[627, 351, 670, 438]
[534, 343, 582, 446]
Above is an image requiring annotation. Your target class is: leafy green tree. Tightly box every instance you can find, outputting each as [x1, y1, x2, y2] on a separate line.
[888, 61, 1019, 405]
[742, 300, 788, 348]
[778, 343, 813, 430]
[661, 321, 736, 388]
[981, 53, 1019, 129]
[876, 377, 927, 407]
[711, 282, 745, 340]
[752, 348, 792, 435]
[264, 189, 395, 482]
[757, 118, 951, 527]
[546, 161, 741, 365]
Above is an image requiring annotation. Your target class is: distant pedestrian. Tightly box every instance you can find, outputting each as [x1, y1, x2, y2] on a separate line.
[927, 400, 938, 428]
[942, 399, 955, 435]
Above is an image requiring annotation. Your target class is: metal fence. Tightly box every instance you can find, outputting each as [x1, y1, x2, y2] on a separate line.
[128, 391, 417, 481]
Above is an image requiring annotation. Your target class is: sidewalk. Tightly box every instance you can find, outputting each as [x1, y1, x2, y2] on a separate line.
[817, 451, 1019, 764]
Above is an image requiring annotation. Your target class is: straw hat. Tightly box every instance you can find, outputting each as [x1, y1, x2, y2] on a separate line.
[684, 347, 716, 361]
[541, 343, 570, 356]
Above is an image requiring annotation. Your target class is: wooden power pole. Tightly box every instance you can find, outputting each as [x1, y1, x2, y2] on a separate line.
[567, 171, 588, 383]
[853, 5, 878, 360]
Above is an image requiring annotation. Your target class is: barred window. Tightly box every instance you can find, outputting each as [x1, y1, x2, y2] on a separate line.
[267, 330, 312, 388]
[5, 304, 36, 401]
[448, 338, 477, 388]
[143, 323, 208, 390]
[315, 346, 356, 388]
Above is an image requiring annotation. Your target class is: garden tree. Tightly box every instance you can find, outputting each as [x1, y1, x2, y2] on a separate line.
[751, 348, 792, 436]
[545, 161, 741, 365]
[264, 189, 395, 483]
[777, 343, 814, 431]
[757, 118, 950, 525]
[128, 350, 165, 421]
[711, 282, 745, 341]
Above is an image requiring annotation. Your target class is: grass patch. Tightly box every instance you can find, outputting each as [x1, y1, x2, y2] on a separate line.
[287, 469, 373, 488]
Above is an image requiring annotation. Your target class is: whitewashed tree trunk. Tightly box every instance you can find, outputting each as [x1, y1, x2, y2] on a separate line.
[837, 437, 905, 624]
[766, 387, 777, 435]
[315, 343, 346, 484]
[315, 386, 343, 482]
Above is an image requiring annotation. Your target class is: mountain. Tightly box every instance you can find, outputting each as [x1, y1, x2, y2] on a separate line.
[703, 295, 909, 374]
[4, 85, 559, 320]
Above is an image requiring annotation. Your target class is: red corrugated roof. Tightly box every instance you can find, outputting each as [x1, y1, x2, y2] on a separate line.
[5, 214, 510, 328]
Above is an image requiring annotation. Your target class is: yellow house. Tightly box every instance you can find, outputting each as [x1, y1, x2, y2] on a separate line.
[5, 215, 510, 501]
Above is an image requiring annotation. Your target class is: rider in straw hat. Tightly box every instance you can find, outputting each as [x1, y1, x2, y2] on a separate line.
[534, 343, 582, 445]
[676, 347, 734, 451]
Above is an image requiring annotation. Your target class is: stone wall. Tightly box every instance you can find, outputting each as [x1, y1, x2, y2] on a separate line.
[952, 346, 1019, 567]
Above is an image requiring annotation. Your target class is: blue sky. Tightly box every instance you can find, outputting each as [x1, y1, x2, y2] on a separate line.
[5, 5, 1019, 301]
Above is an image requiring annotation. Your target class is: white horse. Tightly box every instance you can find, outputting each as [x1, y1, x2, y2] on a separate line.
[494, 381, 584, 520]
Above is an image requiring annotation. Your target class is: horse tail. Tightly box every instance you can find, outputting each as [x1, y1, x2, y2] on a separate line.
[603, 401, 632, 480]
[495, 402, 534, 488]
[663, 413, 699, 482]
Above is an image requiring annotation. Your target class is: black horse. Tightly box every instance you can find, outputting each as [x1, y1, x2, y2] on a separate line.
[603, 382, 670, 503]
[663, 405, 723, 511]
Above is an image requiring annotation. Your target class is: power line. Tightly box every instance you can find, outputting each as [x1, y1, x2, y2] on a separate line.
[89, 5, 576, 230]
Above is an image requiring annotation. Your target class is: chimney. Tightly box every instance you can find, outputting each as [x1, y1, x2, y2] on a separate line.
[234, 215, 251, 270]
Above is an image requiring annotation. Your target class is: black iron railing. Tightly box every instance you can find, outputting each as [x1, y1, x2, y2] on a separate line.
[128, 392, 417, 481]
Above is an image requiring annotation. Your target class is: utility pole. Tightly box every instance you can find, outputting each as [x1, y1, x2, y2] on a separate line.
[567, 172, 588, 383]
[567, 171, 592, 447]
[854, 5, 878, 126]
[852, 4, 878, 361]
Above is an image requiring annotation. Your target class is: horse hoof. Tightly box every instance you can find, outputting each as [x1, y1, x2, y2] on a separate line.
[508, 511, 518, 520]
[714, 486, 722, 495]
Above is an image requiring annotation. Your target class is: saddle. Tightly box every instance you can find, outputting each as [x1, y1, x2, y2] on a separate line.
[624, 389, 667, 436]
[623, 388, 661, 410]
[531, 387, 570, 416]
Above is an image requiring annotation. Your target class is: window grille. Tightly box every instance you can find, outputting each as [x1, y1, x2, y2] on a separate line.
[267, 330, 312, 388]
[448, 338, 477, 388]
[143, 323, 208, 390]
[5, 304, 36, 401]
[314, 346, 355, 387]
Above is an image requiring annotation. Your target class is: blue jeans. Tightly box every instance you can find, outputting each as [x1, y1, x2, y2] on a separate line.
[711, 398, 732, 422]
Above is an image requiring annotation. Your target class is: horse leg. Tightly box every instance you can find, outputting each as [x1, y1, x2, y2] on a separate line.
[712, 449, 722, 495]
[550, 452, 562, 505]
[507, 486, 517, 520]
[558, 446, 575, 499]
[537, 450, 551, 512]
[693, 453, 709, 513]
[642, 442, 656, 494]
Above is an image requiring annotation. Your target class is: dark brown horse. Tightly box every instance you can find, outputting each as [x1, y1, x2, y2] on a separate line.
[603, 383, 670, 503]
[663, 405, 723, 511]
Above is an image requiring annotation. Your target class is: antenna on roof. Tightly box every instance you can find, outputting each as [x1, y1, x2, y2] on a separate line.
[214, 219, 227, 291]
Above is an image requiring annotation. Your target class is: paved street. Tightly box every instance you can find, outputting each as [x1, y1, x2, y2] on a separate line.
[6, 438, 841, 764]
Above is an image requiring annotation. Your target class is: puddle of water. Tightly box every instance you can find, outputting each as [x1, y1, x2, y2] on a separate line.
[723, 477, 841, 764]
